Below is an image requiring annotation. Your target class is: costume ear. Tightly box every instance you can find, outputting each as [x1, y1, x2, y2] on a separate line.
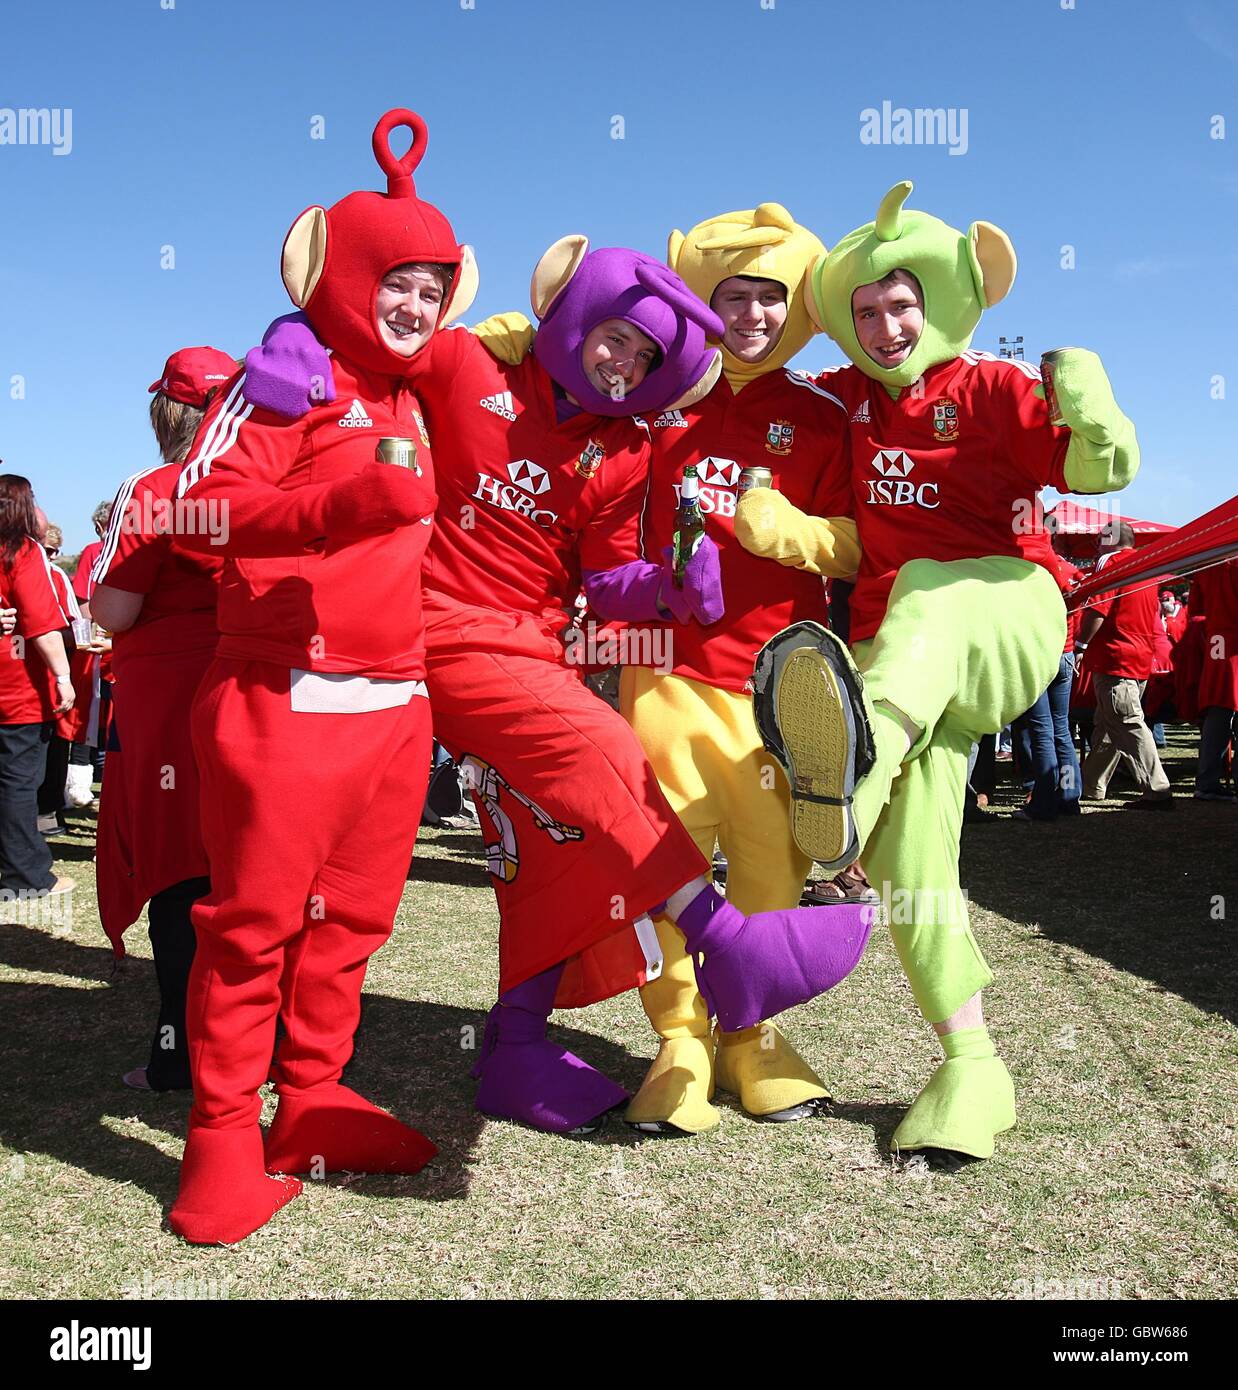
[802, 252, 828, 331]
[660, 351, 723, 413]
[440, 245, 479, 327]
[968, 220, 1017, 307]
[282, 206, 329, 308]
[667, 228, 686, 271]
[530, 234, 589, 320]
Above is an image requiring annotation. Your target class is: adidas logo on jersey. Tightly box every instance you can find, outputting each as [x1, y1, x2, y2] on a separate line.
[851, 399, 871, 423]
[337, 400, 373, 428]
[479, 391, 517, 421]
[653, 409, 688, 428]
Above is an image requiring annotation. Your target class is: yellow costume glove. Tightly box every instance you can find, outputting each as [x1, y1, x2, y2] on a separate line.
[470, 311, 535, 366]
[734, 487, 860, 579]
[1049, 348, 1140, 494]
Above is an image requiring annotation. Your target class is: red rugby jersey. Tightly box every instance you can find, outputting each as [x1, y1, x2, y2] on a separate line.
[74, 539, 102, 603]
[411, 327, 652, 631]
[815, 350, 1071, 644]
[626, 369, 852, 692]
[1085, 583, 1160, 680]
[0, 537, 72, 724]
[176, 357, 437, 680]
[93, 460, 222, 650]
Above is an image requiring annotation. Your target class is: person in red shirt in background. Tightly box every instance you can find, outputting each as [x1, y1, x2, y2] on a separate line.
[63, 499, 114, 810]
[1190, 557, 1238, 800]
[0, 475, 76, 912]
[1078, 522, 1172, 807]
[90, 345, 236, 1094]
[164, 110, 481, 1246]
[248, 235, 876, 1137]
[1143, 588, 1184, 748]
[33, 517, 91, 836]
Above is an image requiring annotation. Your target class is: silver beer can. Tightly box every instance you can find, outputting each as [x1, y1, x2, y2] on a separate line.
[738, 466, 774, 496]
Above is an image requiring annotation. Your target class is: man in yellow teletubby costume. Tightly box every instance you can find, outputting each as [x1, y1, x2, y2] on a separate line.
[743, 182, 1139, 1160]
[620, 203, 864, 1133]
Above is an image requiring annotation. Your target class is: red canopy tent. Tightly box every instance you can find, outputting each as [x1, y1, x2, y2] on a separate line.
[1047, 500, 1176, 564]
[1068, 493, 1238, 609]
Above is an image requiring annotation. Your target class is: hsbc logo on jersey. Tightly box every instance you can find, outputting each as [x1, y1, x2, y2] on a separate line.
[507, 459, 551, 495]
[669, 456, 741, 518]
[473, 473, 559, 527]
[700, 457, 740, 489]
[865, 449, 940, 509]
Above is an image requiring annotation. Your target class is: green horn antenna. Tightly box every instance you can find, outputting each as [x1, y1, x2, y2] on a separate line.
[875, 181, 913, 241]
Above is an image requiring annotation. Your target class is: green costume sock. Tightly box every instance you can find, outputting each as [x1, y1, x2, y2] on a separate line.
[940, 1026, 994, 1063]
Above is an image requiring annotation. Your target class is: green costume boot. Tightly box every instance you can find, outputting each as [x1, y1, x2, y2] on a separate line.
[891, 1028, 1015, 1160]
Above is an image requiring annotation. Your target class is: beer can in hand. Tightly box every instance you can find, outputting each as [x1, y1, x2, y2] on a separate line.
[738, 467, 774, 496]
[376, 436, 418, 470]
[1040, 349, 1078, 429]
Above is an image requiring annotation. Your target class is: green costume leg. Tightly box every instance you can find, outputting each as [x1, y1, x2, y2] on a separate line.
[851, 557, 1063, 1158]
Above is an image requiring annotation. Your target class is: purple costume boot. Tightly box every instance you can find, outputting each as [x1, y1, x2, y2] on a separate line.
[675, 884, 876, 1033]
[472, 963, 629, 1134]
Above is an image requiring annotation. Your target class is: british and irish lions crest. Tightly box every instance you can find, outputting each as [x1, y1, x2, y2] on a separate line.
[575, 438, 605, 479]
[765, 419, 795, 456]
[932, 398, 959, 443]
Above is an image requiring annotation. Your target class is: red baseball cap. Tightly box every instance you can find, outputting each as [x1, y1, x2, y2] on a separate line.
[148, 346, 236, 407]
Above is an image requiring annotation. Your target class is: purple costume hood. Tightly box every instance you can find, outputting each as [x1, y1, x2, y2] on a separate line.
[532, 243, 722, 418]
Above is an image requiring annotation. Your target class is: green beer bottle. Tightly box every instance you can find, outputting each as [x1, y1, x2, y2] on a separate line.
[672, 464, 705, 588]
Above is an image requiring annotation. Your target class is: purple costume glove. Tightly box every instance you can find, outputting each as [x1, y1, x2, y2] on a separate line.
[583, 536, 724, 626]
[243, 312, 336, 418]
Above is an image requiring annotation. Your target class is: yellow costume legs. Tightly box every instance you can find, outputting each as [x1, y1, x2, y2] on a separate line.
[620, 667, 828, 1129]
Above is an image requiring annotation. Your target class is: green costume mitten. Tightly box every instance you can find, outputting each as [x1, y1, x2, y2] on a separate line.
[891, 1028, 1015, 1159]
[1047, 347, 1140, 494]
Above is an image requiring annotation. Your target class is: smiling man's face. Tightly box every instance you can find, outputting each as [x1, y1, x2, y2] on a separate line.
[578, 318, 659, 399]
[851, 269, 925, 370]
[374, 265, 447, 358]
[709, 276, 788, 364]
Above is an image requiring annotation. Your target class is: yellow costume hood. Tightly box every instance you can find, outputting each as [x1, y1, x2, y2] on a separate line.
[667, 203, 826, 388]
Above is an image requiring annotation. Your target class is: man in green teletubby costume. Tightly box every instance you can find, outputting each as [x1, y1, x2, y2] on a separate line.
[739, 181, 1139, 1161]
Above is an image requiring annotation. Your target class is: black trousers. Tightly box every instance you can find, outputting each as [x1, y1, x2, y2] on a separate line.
[38, 734, 70, 818]
[0, 721, 54, 894]
[143, 876, 208, 1090]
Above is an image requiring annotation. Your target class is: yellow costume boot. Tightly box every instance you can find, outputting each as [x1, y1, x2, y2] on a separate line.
[714, 1022, 830, 1119]
[625, 918, 719, 1134]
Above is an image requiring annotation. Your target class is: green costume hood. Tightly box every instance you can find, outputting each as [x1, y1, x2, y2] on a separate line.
[807, 181, 1017, 389]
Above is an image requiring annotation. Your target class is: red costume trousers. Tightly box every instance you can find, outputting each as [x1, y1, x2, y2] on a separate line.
[187, 658, 431, 1130]
[422, 595, 707, 1009]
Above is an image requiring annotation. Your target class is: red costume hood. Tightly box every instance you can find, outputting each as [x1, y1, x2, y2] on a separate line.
[280, 108, 477, 377]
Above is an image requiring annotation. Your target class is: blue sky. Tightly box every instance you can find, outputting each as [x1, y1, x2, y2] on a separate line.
[1, 0, 1235, 551]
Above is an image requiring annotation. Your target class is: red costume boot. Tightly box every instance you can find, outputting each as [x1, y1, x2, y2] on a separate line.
[169, 1125, 301, 1246]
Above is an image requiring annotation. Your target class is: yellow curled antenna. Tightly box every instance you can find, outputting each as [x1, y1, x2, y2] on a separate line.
[875, 181, 914, 242]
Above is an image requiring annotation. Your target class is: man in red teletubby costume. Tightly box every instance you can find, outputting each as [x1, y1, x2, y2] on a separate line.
[167, 110, 479, 1245]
